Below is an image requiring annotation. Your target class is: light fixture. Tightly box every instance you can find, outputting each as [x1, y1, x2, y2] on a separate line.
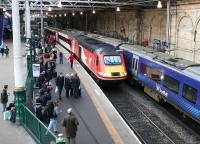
[80, 11, 83, 15]
[55, 14, 57, 17]
[92, 10, 96, 14]
[64, 13, 67, 16]
[3, 8, 6, 12]
[46, 12, 48, 15]
[157, 1, 162, 8]
[48, 7, 52, 11]
[116, 7, 120, 12]
[57, 1, 62, 8]
[72, 12, 75, 16]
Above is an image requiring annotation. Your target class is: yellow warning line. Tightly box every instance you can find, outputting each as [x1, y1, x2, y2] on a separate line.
[57, 46, 124, 144]
[79, 77, 124, 144]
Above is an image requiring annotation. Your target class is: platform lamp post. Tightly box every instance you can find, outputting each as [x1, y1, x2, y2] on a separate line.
[12, 0, 26, 122]
[40, 0, 44, 49]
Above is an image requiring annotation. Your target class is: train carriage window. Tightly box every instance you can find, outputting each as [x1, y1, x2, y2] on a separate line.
[95, 56, 99, 66]
[132, 58, 136, 69]
[140, 63, 162, 83]
[135, 59, 138, 71]
[163, 75, 179, 94]
[182, 84, 197, 104]
[140, 63, 147, 74]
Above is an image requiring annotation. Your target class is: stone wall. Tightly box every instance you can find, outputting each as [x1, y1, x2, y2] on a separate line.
[91, 4, 200, 63]
[170, 4, 200, 62]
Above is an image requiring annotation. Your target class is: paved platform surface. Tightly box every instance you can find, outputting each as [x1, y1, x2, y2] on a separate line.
[0, 40, 36, 144]
[50, 48, 114, 144]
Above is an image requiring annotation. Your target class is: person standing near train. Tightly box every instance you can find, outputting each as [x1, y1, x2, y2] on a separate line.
[64, 74, 71, 98]
[56, 72, 64, 100]
[68, 54, 75, 69]
[59, 52, 63, 64]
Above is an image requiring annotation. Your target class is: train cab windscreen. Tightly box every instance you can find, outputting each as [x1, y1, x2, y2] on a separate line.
[104, 55, 122, 65]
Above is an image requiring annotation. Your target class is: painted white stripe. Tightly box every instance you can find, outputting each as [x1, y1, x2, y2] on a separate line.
[95, 89, 100, 96]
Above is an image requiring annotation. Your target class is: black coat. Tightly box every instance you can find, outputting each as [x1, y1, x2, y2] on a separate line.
[56, 76, 64, 87]
[64, 77, 71, 90]
[1, 89, 8, 104]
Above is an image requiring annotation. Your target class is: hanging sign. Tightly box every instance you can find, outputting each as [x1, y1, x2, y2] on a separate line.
[32, 64, 40, 77]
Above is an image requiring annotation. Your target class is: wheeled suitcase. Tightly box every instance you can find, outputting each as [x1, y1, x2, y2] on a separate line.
[74, 87, 81, 98]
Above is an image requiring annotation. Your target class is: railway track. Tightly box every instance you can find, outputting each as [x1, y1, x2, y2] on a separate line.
[104, 83, 200, 144]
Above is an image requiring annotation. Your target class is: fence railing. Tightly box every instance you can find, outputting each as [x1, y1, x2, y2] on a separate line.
[19, 104, 60, 144]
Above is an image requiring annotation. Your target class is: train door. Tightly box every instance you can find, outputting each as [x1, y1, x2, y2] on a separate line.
[132, 55, 139, 76]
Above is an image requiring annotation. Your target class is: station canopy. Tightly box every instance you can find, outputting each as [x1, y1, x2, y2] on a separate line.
[0, 0, 193, 12]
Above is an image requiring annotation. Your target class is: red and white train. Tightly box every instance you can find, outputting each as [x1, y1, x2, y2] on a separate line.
[46, 27, 127, 81]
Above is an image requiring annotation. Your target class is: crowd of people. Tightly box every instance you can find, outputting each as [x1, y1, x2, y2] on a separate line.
[33, 36, 80, 143]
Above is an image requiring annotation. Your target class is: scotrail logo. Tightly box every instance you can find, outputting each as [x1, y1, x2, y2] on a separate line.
[156, 84, 168, 97]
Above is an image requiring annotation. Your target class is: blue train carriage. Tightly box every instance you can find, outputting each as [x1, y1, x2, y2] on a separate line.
[123, 45, 200, 123]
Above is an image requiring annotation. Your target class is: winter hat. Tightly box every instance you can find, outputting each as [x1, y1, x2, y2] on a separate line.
[67, 108, 72, 114]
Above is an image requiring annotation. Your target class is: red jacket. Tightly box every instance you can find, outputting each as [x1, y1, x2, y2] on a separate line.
[68, 55, 74, 62]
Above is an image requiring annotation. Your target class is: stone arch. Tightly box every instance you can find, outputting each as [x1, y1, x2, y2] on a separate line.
[176, 15, 193, 61]
[193, 17, 200, 63]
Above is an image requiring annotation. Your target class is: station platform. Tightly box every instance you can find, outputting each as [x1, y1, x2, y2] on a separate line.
[0, 40, 36, 144]
[54, 44, 141, 144]
[0, 40, 141, 144]
[51, 48, 113, 144]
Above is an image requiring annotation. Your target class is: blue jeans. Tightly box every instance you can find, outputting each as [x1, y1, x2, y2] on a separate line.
[46, 118, 57, 134]
[2, 103, 7, 113]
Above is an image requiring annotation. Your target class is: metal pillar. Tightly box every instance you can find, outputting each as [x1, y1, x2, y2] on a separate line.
[40, 0, 44, 49]
[85, 13, 88, 32]
[166, 0, 170, 48]
[26, 0, 31, 39]
[12, 0, 26, 121]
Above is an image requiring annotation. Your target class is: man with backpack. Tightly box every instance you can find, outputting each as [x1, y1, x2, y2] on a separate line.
[1, 85, 9, 113]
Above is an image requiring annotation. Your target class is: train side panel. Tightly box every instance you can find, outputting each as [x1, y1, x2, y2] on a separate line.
[136, 55, 200, 122]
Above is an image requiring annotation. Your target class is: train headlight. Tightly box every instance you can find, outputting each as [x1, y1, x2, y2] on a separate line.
[98, 72, 107, 76]
[121, 72, 127, 76]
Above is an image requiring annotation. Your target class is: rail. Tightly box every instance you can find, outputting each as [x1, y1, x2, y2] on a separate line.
[19, 104, 61, 144]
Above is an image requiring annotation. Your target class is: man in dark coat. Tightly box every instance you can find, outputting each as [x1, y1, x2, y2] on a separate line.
[56, 72, 64, 100]
[59, 52, 63, 64]
[70, 73, 75, 96]
[64, 74, 71, 98]
[62, 108, 79, 144]
[38, 71, 45, 88]
[73, 74, 80, 98]
[1, 85, 9, 113]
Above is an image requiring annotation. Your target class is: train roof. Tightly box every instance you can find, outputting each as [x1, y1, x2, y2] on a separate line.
[84, 32, 200, 80]
[63, 30, 118, 54]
